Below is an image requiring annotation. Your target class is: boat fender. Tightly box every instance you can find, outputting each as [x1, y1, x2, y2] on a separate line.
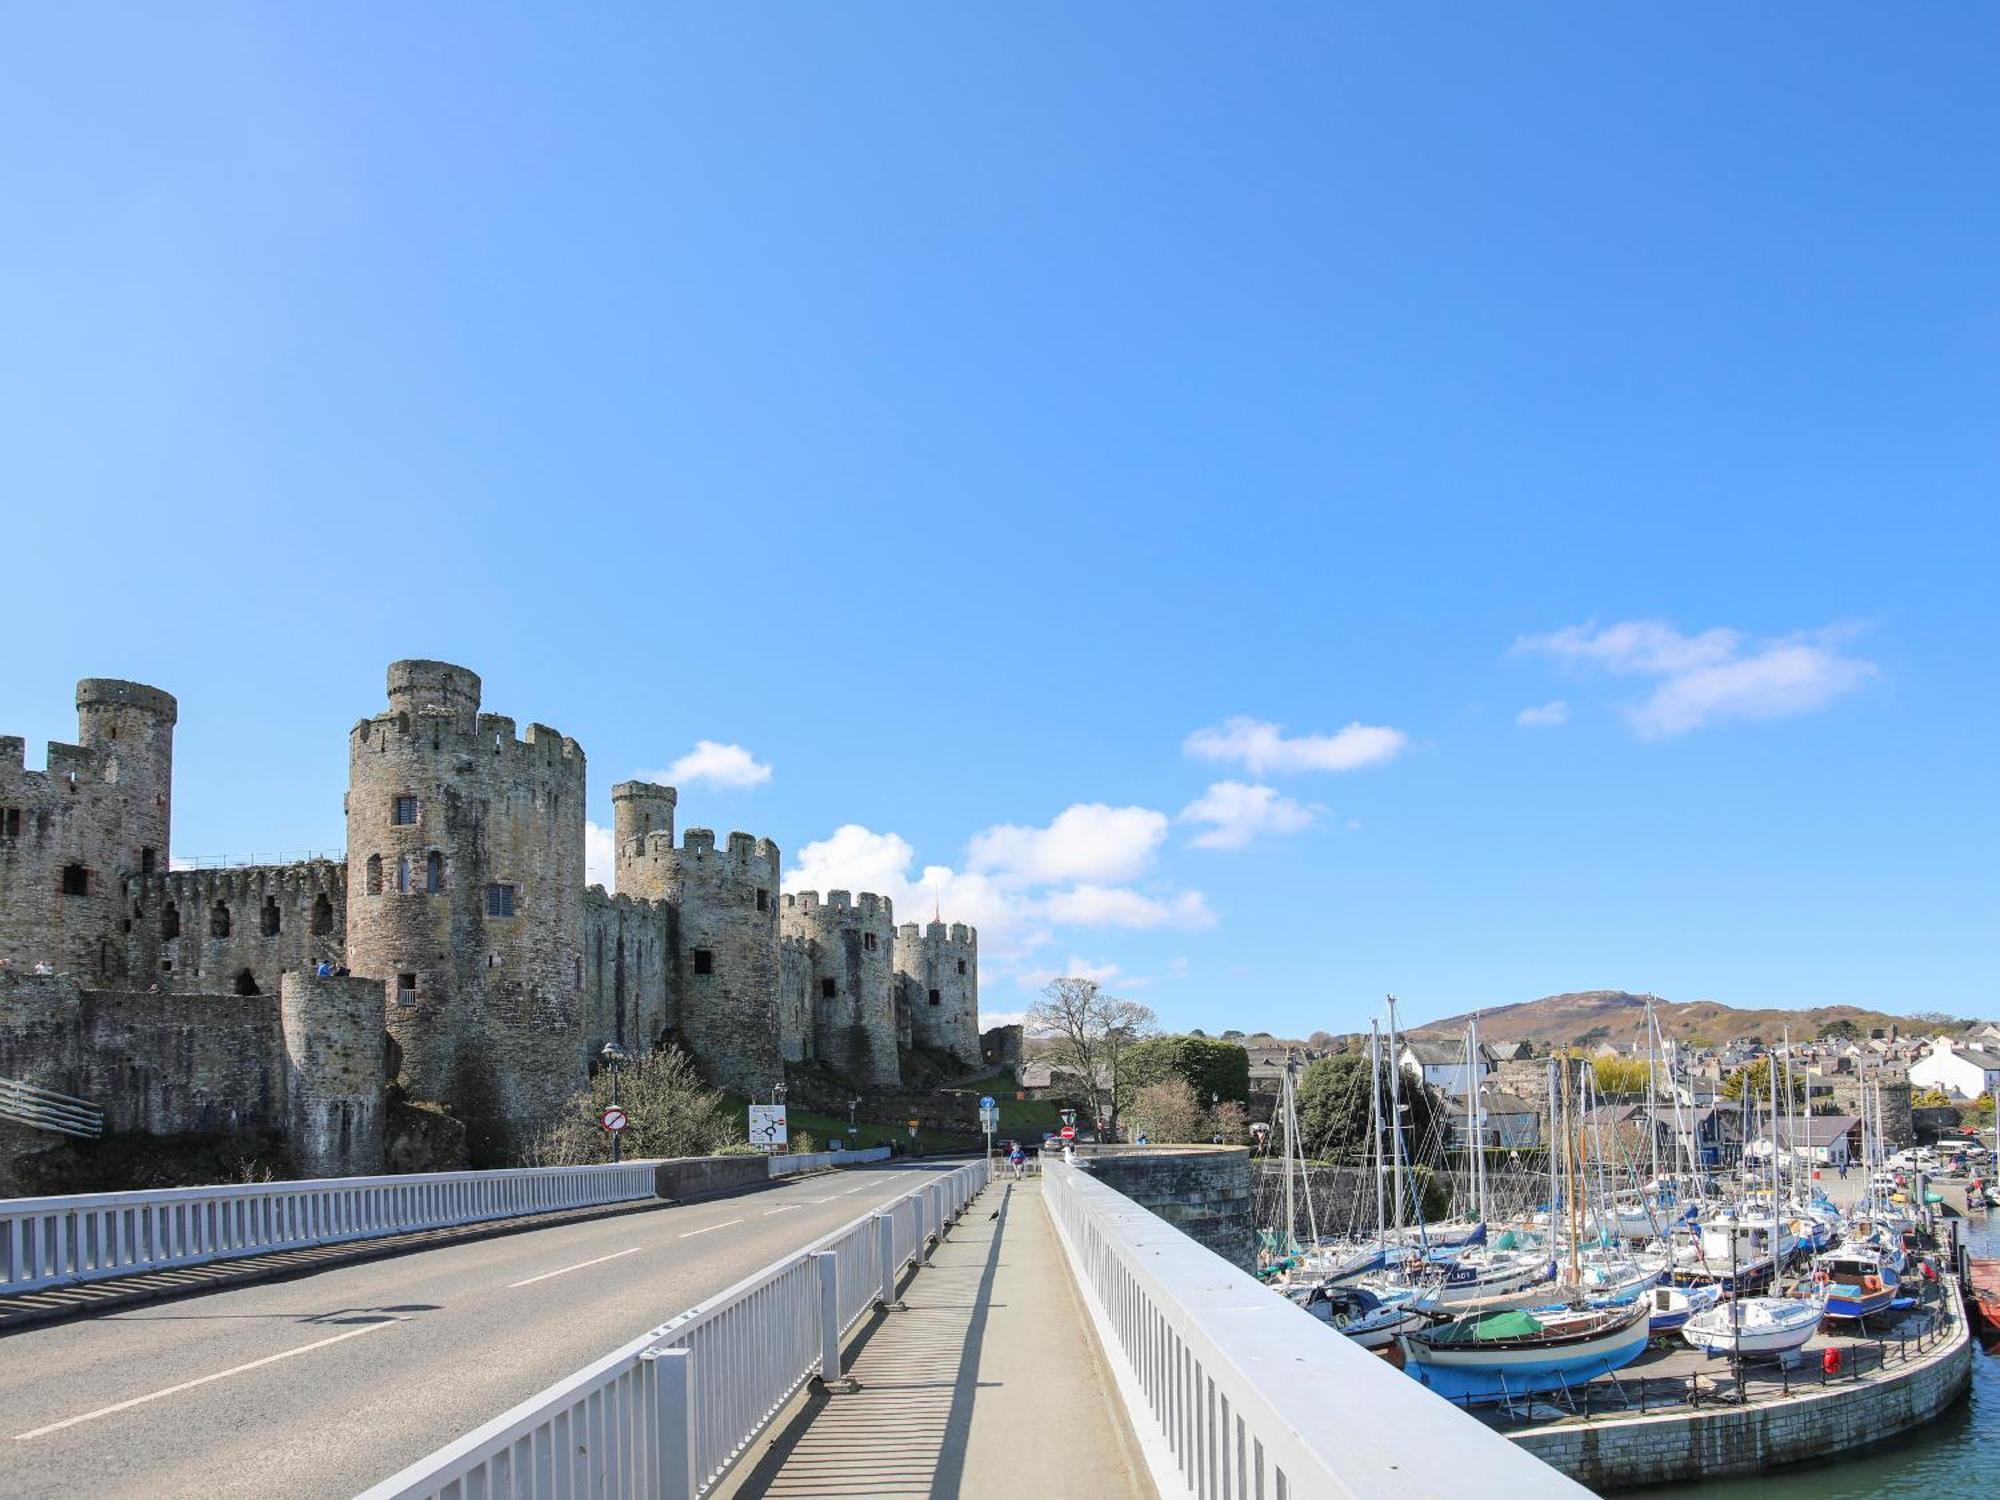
[1861, 1275, 1883, 1292]
[1812, 1268, 1829, 1285]
[1822, 1346, 1842, 1376]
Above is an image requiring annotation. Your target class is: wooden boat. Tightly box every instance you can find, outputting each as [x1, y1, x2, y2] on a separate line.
[1814, 1247, 1900, 1322]
[1968, 1257, 2000, 1336]
[1401, 1301, 1650, 1403]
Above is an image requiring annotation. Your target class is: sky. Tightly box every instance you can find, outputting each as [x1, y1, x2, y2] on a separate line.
[4, 6, 1996, 1037]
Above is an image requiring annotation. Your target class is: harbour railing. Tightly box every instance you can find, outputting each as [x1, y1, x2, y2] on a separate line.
[0, 1077, 104, 1140]
[357, 1158, 989, 1500]
[1, 1161, 659, 1294]
[1042, 1160, 1594, 1500]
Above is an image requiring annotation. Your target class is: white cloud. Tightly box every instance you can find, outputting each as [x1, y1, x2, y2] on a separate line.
[645, 740, 772, 790]
[1184, 716, 1407, 774]
[1178, 781, 1320, 850]
[966, 803, 1169, 885]
[977, 1008, 1033, 1030]
[1513, 620, 1876, 737]
[1037, 885, 1215, 930]
[783, 824, 1044, 961]
[1516, 700, 1570, 728]
[585, 820, 616, 889]
[1012, 956, 1154, 994]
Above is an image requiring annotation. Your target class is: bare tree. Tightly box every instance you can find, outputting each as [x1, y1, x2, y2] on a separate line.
[1029, 977, 1158, 1139]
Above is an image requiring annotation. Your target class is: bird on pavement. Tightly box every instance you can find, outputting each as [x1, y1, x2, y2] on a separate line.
[988, 1210, 999, 1220]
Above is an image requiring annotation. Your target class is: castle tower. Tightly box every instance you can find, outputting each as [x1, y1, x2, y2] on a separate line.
[782, 890, 899, 1088]
[620, 827, 783, 1095]
[280, 971, 387, 1178]
[894, 920, 981, 1068]
[610, 781, 677, 895]
[345, 660, 586, 1165]
[1, 678, 176, 980]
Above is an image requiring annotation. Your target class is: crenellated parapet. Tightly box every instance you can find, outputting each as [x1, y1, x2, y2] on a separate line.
[782, 888, 900, 1087]
[124, 859, 345, 997]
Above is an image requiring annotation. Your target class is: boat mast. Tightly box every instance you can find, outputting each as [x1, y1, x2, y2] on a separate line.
[1462, 1019, 1477, 1222]
[1547, 1053, 1561, 1266]
[1369, 1021, 1386, 1247]
[1387, 994, 1407, 1244]
[1645, 995, 1661, 1192]
[1281, 1057, 1298, 1253]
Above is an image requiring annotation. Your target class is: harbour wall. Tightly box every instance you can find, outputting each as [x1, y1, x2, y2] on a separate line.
[1071, 1143, 1255, 1272]
[1509, 1293, 1973, 1488]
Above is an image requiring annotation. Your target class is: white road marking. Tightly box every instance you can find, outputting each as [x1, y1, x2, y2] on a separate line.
[763, 1204, 802, 1216]
[507, 1246, 641, 1289]
[13, 1317, 400, 1440]
[680, 1218, 743, 1239]
[842, 1183, 870, 1194]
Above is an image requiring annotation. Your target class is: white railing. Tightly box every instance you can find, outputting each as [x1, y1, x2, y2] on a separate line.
[360, 1159, 990, 1500]
[769, 1145, 890, 1177]
[0, 1077, 104, 1140]
[1, 1161, 659, 1295]
[1042, 1162, 1594, 1500]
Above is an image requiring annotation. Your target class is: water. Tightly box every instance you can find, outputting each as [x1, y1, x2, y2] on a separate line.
[1616, 1209, 1998, 1499]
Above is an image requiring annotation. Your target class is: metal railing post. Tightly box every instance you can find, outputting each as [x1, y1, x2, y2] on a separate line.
[812, 1250, 853, 1391]
[875, 1211, 901, 1309]
[642, 1346, 697, 1500]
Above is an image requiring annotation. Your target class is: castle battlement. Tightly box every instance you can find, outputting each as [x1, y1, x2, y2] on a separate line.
[350, 710, 586, 777]
[783, 889, 893, 922]
[582, 886, 669, 917]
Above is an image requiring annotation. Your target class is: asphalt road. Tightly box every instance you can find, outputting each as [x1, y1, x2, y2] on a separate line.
[0, 1161, 960, 1500]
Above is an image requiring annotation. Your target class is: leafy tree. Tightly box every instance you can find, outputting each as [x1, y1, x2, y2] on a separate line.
[1125, 1035, 1251, 1105]
[1592, 1058, 1651, 1096]
[1292, 1054, 1442, 1168]
[1221, 1029, 1246, 1040]
[1029, 977, 1159, 1138]
[1720, 1058, 1806, 1105]
[1912, 1087, 1954, 1109]
[1574, 1025, 1612, 1047]
[529, 1045, 739, 1165]
[1816, 1018, 1862, 1042]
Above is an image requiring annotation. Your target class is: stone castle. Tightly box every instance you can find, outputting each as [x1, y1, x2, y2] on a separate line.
[0, 662, 980, 1168]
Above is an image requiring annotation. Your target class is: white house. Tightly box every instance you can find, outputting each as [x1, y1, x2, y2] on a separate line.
[1398, 1038, 1495, 1098]
[1909, 1036, 2000, 1101]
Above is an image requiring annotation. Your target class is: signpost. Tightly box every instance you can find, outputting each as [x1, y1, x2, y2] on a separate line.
[1060, 1124, 1077, 1141]
[600, 1106, 628, 1135]
[979, 1096, 998, 1168]
[748, 1103, 789, 1153]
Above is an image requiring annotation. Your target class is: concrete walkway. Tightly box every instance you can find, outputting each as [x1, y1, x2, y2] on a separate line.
[720, 1176, 1149, 1500]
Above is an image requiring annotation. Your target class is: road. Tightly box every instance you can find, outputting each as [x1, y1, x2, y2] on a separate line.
[0, 1161, 959, 1499]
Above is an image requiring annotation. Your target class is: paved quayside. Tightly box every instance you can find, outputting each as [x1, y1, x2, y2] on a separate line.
[0, 1162, 955, 1500]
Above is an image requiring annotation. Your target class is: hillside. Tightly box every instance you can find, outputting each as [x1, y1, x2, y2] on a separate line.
[1406, 990, 1951, 1049]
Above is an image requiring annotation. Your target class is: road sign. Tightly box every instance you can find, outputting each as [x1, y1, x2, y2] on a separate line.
[748, 1103, 789, 1152]
[1060, 1125, 1077, 1141]
[979, 1095, 995, 1110]
[600, 1107, 628, 1133]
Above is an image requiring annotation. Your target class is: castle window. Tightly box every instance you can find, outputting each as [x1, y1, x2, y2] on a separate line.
[61, 864, 90, 897]
[312, 893, 333, 935]
[161, 902, 180, 940]
[260, 897, 281, 937]
[486, 883, 516, 918]
[397, 972, 417, 1004]
[392, 795, 418, 826]
[0, 808, 19, 839]
[692, 948, 714, 976]
[863, 931, 877, 952]
[234, 969, 260, 996]
[365, 855, 383, 895]
[928, 989, 941, 1007]
[820, 977, 836, 999]
[210, 901, 231, 938]
[397, 855, 413, 894]
[957, 959, 967, 975]
[756, 889, 768, 912]
[141, 846, 155, 875]
[426, 851, 444, 893]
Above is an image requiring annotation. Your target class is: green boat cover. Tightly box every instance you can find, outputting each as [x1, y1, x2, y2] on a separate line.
[1434, 1309, 1545, 1343]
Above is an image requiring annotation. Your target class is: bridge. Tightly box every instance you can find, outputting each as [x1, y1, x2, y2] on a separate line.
[0, 1152, 1588, 1499]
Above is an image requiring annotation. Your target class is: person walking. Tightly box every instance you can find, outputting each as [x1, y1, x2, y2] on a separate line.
[1007, 1141, 1024, 1178]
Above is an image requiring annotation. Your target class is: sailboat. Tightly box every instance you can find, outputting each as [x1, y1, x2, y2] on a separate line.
[1401, 1300, 1651, 1403]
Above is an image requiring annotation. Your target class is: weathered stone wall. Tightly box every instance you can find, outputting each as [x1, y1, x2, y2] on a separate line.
[345, 660, 586, 1165]
[124, 861, 346, 998]
[0, 679, 176, 980]
[1823, 1075, 1914, 1149]
[582, 887, 671, 1062]
[0, 971, 284, 1135]
[279, 972, 386, 1177]
[894, 920, 980, 1066]
[783, 890, 899, 1088]
[981, 1023, 1024, 1076]
[1073, 1144, 1257, 1272]
[621, 827, 785, 1096]
[778, 933, 815, 1065]
[1511, 1297, 1972, 1487]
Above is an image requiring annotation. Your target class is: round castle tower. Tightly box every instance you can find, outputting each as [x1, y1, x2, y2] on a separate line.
[782, 890, 900, 1088]
[345, 660, 586, 1166]
[280, 971, 387, 1178]
[75, 678, 176, 881]
[894, 920, 980, 1067]
[616, 804, 784, 1096]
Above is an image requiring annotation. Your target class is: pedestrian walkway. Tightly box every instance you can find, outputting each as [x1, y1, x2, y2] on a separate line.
[719, 1176, 1148, 1499]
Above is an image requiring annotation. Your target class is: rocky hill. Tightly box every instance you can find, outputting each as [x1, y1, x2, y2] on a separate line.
[1407, 990, 1953, 1050]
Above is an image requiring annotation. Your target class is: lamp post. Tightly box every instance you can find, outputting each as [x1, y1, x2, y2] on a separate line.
[599, 1041, 630, 1164]
[849, 1097, 860, 1144]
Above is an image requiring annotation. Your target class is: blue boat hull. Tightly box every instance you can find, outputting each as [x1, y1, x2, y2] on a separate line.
[1404, 1338, 1648, 1403]
[1822, 1285, 1896, 1320]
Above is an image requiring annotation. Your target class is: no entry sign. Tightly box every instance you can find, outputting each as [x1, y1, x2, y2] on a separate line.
[600, 1107, 628, 1133]
[1060, 1125, 1077, 1141]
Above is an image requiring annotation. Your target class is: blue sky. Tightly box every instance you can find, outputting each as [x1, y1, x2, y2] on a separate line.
[5, 6, 1996, 1035]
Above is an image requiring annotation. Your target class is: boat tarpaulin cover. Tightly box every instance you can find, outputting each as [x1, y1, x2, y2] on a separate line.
[1438, 1309, 1545, 1343]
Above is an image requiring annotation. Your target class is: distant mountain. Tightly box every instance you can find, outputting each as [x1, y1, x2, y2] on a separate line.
[1406, 990, 1950, 1049]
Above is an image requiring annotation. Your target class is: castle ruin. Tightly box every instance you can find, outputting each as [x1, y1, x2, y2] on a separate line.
[0, 662, 981, 1169]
